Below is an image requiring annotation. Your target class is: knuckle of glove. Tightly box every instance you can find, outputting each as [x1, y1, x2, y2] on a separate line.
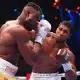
[39, 19, 51, 30]
[57, 49, 69, 62]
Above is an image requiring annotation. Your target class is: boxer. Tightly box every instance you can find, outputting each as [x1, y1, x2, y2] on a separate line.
[28, 21, 77, 80]
[0, 2, 42, 78]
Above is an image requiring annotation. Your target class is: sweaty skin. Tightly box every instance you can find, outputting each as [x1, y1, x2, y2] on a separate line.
[14, 25, 76, 74]
[32, 32, 68, 73]
[0, 4, 41, 66]
[0, 20, 36, 65]
[0, 20, 20, 65]
[0, 3, 42, 78]
[31, 23, 77, 80]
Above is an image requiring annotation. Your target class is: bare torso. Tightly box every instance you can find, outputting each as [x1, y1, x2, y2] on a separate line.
[32, 32, 72, 73]
[0, 20, 20, 65]
[0, 20, 39, 76]
[0, 20, 62, 73]
[3, 21, 73, 74]
[32, 32, 61, 73]
[32, 53, 60, 73]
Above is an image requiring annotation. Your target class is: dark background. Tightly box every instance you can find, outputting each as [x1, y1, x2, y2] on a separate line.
[0, 0, 80, 79]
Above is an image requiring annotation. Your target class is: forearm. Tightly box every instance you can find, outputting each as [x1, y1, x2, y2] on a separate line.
[62, 62, 77, 80]
[33, 42, 42, 54]
[25, 42, 42, 63]
[65, 69, 77, 80]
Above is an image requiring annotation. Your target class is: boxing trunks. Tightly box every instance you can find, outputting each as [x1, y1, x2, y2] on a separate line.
[0, 58, 18, 77]
[29, 72, 61, 80]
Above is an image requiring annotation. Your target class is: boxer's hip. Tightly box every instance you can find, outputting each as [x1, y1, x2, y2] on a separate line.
[29, 72, 61, 80]
[0, 58, 18, 77]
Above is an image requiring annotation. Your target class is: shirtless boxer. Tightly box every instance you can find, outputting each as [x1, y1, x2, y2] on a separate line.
[27, 21, 77, 80]
[0, 2, 43, 78]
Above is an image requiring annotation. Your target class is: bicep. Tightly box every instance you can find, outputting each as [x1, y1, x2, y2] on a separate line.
[17, 41, 40, 66]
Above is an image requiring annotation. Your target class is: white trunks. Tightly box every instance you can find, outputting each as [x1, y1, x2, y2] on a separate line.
[29, 72, 61, 80]
[0, 58, 18, 77]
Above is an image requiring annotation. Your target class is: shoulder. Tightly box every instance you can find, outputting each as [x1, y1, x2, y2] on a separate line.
[1, 22, 28, 38]
[0, 20, 17, 30]
[47, 32, 56, 37]
[2, 20, 16, 26]
[8, 25, 28, 36]
[1, 20, 27, 34]
[0, 21, 29, 40]
[5, 20, 16, 25]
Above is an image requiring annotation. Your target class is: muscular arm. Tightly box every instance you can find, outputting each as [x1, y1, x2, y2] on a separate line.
[65, 50, 77, 80]
[55, 48, 77, 80]
[16, 20, 51, 65]
[17, 40, 42, 66]
[8, 19, 51, 66]
[9, 26, 42, 66]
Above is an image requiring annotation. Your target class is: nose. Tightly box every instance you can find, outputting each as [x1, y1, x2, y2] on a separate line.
[59, 31, 64, 36]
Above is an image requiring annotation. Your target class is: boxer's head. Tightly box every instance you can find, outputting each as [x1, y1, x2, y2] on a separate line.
[18, 2, 42, 31]
[56, 21, 73, 42]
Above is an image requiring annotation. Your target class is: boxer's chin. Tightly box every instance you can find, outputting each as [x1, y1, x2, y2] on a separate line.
[56, 37, 66, 42]
[22, 19, 38, 31]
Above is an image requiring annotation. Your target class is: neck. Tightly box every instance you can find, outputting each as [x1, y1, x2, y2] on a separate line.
[56, 41, 66, 49]
[16, 18, 26, 27]
[16, 17, 22, 24]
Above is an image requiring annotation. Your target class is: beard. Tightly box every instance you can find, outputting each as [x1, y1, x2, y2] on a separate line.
[56, 36, 66, 43]
[56, 40, 65, 43]
[21, 19, 38, 31]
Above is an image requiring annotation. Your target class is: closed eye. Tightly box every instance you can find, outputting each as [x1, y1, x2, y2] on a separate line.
[59, 27, 62, 31]
[64, 30, 69, 34]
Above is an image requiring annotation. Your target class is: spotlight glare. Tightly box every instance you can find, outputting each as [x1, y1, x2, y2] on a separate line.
[79, 13, 80, 16]
[14, 9, 17, 12]
[41, 14, 45, 20]
[68, 10, 70, 13]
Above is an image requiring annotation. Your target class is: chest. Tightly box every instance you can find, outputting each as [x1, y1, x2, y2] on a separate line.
[36, 54, 57, 67]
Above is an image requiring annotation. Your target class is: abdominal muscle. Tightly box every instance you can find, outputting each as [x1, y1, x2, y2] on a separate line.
[32, 54, 60, 73]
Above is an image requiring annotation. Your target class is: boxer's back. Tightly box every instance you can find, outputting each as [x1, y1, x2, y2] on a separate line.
[0, 20, 19, 65]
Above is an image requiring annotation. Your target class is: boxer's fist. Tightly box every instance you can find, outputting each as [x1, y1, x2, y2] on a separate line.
[42, 32, 56, 54]
[35, 19, 51, 45]
[56, 49, 70, 64]
[28, 30, 36, 40]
